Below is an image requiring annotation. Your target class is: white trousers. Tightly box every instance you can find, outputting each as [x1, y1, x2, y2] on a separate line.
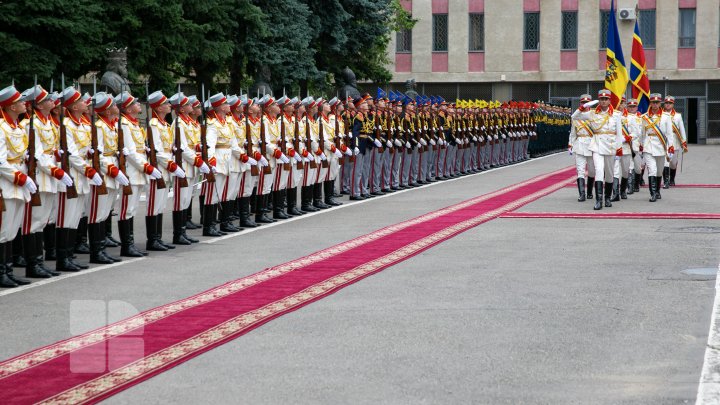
[643, 153, 666, 176]
[574, 154, 595, 179]
[613, 155, 631, 179]
[0, 199, 24, 243]
[592, 153, 614, 183]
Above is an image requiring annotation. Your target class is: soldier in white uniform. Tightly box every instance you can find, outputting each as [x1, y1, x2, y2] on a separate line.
[117, 91, 160, 256]
[89, 92, 128, 264]
[228, 95, 259, 227]
[610, 98, 638, 201]
[662, 95, 688, 188]
[278, 97, 305, 216]
[169, 92, 210, 244]
[0, 86, 37, 287]
[568, 94, 596, 202]
[640, 93, 671, 202]
[574, 89, 623, 210]
[623, 99, 644, 195]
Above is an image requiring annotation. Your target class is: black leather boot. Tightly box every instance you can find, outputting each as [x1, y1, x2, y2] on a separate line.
[104, 215, 120, 247]
[5, 241, 30, 285]
[172, 211, 193, 245]
[118, 219, 146, 257]
[669, 168, 676, 186]
[98, 221, 121, 262]
[286, 188, 305, 216]
[0, 242, 19, 287]
[655, 176, 662, 199]
[639, 168, 645, 185]
[11, 231, 26, 268]
[313, 183, 330, 209]
[633, 172, 641, 192]
[301, 186, 318, 212]
[649, 176, 657, 202]
[89, 223, 114, 264]
[23, 234, 52, 278]
[185, 200, 201, 229]
[240, 197, 259, 227]
[56, 228, 82, 271]
[604, 182, 613, 207]
[576, 178, 586, 202]
[587, 176, 595, 199]
[34, 232, 59, 276]
[273, 191, 289, 220]
[66, 229, 89, 269]
[255, 194, 274, 224]
[43, 223, 56, 260]
[156, 214, 176, 249]
[593, 181, 603, 210]
[610, 178, 620, 202]
[220, 201, 242, 232]
[146, 216, 168, 251]
[74, 217, 90, 254]
[203, 204, 224, 237]
[626, 174, 634, 195]
[662, 167, 670, 189]
[620, 177, 628, 199]
[198, 194, 205, 227]
[324, 181, 342, 206]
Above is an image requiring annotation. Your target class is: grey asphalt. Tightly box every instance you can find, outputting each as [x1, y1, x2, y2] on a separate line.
[1, 147, 718, 404]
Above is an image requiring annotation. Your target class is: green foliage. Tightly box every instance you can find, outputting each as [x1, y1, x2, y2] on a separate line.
[0, 0, 417, 94]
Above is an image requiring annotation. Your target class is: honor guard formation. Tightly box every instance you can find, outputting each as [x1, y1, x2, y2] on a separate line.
[0, 83, 571, 288]
[569, 89, 688, 210]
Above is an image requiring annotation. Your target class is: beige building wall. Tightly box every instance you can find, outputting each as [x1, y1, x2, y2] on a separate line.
[389, 0, 720, 83]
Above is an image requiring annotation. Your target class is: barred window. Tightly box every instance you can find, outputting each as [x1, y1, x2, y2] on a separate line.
[469, 13, 484, 51]
[396, 29, 412, 53]
[638, 10, 656, 48]
[433, 14, 448, 52]
[599, 10, 610, 49]
[679, 8, 696, 48]
[561, 12, 578, 50]
[524, 12, 540, 50]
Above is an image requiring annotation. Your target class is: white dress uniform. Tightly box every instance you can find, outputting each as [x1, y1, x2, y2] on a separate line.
[93, 115, 122, 225]
[569, 111, 595, 180]
[576, 105, 622, 184]
[61, 113, 94, 230]
[301, 114, 318, 189]
[22, 110, 60, 235]
[172, 112, 202, 212]
[665, 108, 687, 171]
[624, 110, 644, 176]
[0, 110, 32, 243]
[229, 112, 256, 199]
[639, 109, 671, 177]
[259, 112, 280, 195]
[204, 111, 238, 204]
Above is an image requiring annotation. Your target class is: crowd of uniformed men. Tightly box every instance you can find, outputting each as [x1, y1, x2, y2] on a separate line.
[0, 82, 571, 287]
[569, 89, 689, 210]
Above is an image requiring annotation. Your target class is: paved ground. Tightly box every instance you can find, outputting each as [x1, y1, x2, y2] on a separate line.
[1, 147, 718, 404]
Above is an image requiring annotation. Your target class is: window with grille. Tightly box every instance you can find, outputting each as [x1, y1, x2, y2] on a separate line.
[524, 12, 540, 50]
[638, 10, 656, 48]
[679, 8, 696, 48]
[561, 11, 578, 50]
[469, 13, 484, 51]
[433, 14, 448, 52]
[396, 29, 412, 53]
[599, 10, 610, 49]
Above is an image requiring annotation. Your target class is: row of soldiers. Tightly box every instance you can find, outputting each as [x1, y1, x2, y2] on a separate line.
[569, 90, 688, 209]
[0, 82, 564, 288]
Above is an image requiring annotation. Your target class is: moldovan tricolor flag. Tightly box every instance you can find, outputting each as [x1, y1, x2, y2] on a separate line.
[604, 0, 629, 109]
[630, 20, 651, 113]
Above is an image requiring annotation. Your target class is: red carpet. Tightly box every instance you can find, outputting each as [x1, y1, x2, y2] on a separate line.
[0, 167, 574, 404]
[564, 183, 720, 188]
[501, 212, 720, 219]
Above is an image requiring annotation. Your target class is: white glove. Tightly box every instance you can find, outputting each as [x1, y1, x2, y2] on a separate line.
[581, 100, 599, 109]
[87, 148, 95, 155]
[114, 171, 129, 186]
[303, 157, 310, 163]
[319, 152, 327, 161]
[420, 139, 427, 146]
[394, 139, 402, 147]
[405, 142, 411, 148]
[60, 173, 74, 187]
[668, 152, 674, 160]
[568, 147, 573, 156]
[345, 148, 353, 156]
[56, 149, 64, 157]
[354, 147, 360, 155]
[259, 156, 268, 166]
[439, 139, 444, 146]
[373, 139, 382, 148]
[122, 147, 130, 156]
[145, 146, 152, 153]
[90, 173, 104, 186]
[472, 136, 478, 142]
[386, 140, 392, 148]
[247, 157, 258, 166]
[347, 133, 353, 139]
[397, 126, 403, 131]
[172, 166, 186, 178]
[292, 154, 302, 163]
[23, 177, 37, 194]
[150, 168, 162, 180]
[430, 139, 436, 146]
[199, 162, 210, 174]
[423, 126, 428, 131]
[454, 138, 461, 144]
[334, 149, 343, 158]
[279, 154, 290, 164]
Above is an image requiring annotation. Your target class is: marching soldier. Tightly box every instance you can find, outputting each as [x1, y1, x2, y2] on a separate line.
[623, 98, 644, 195]
[116, 91, 158, 257]
[640, 93, 671, 202]
[662, 95, 688, 188]
[568, 94, 596, 202]
[574, 89, 623, 210]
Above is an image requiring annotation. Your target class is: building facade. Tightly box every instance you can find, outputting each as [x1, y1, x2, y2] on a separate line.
[386, 0, 720, 144]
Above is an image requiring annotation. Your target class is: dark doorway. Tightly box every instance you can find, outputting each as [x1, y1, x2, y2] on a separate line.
[687, 98, 698, 144]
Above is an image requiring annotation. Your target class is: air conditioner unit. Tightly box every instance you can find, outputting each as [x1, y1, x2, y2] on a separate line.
[618, 8, 636, 20]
